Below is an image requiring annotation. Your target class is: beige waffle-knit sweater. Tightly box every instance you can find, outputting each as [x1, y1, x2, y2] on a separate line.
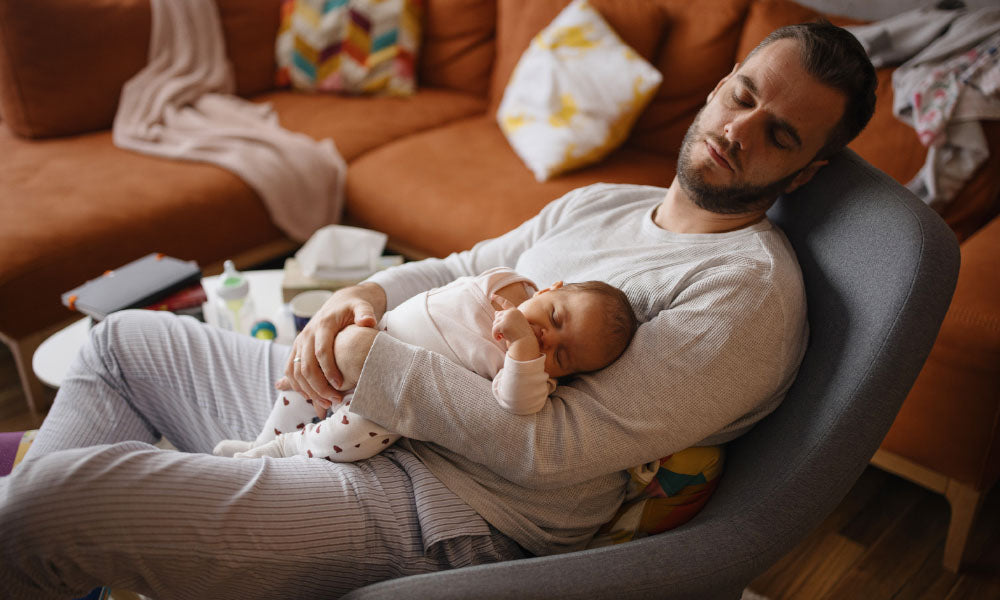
[352, 183, 808, 555]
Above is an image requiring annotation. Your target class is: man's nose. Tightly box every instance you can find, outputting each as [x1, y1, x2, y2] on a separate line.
[724, 111, 762, 153]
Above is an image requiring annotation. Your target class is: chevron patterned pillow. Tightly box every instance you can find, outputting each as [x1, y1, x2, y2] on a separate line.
[275, 0, 423, 96]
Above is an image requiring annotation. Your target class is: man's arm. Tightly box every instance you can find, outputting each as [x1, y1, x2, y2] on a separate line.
[282, 282, 386, 405]
[350, 267, 805, 489]
[285, 186, 592, 404]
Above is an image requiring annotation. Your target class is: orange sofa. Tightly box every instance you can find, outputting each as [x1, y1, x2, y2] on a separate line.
[1, 0, 997, 572]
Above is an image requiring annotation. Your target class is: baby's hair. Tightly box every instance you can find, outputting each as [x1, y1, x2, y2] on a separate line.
[559, 280, 639, 368]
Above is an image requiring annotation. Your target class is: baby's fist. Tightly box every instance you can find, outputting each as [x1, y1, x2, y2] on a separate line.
[492, 306, 533, 346]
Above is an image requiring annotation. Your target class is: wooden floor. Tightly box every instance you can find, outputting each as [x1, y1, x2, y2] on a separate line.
[749, 466, 1000, 599]
[1, 343, 997, 598]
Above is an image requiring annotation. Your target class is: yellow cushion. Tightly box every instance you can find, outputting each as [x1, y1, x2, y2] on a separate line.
[496, 0, 662, 181]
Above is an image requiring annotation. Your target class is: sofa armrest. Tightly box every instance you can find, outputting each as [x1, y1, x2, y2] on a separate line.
[941, 213, 1000, 360]
[882, 212, 1000, 490]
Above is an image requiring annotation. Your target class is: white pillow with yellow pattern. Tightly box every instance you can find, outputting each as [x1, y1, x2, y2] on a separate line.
[496, 0, 663, 182]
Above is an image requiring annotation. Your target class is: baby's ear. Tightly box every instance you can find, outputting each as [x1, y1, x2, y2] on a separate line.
[535, 281, 564, 296]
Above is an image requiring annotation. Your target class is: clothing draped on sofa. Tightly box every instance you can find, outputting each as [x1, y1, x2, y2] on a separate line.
[847, 4, 1000, 209]
[112, 0, 347, 243]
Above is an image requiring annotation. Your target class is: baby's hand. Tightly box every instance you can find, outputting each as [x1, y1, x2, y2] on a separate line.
[492, 308, 534, 345]
[491, 297, 533, 345]
[491, 296, 542, 362]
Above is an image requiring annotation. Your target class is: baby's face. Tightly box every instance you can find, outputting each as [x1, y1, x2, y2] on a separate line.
[516, 287, 614, 378]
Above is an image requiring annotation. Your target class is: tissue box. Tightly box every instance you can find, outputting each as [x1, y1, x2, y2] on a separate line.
[281, 256, 404, 303]
[295, 225, 388, 280]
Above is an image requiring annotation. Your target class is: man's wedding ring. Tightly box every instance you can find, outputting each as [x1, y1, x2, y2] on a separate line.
[293, 356, 301, 363]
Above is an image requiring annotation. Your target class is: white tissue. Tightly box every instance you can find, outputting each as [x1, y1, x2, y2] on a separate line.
[295, 225, 388, 280]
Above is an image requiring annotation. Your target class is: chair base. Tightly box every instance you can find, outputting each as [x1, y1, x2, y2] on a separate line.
[870, 448, 985, 573]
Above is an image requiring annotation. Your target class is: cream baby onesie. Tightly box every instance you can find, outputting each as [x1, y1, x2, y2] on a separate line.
[218, 267, 556, 461]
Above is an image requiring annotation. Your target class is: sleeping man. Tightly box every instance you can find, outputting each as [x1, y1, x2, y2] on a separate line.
[1, 20, 876, 600]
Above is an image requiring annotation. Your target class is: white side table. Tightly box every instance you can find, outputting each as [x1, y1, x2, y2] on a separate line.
[33, 269, 294, 389]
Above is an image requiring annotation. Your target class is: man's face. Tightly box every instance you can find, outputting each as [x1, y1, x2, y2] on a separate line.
[676, 39, 847, 214]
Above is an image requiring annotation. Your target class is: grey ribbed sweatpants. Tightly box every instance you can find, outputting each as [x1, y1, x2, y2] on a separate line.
[0, 310, 523, 599]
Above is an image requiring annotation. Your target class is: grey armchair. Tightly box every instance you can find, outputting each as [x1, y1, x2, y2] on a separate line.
[344, 150, 961, 599]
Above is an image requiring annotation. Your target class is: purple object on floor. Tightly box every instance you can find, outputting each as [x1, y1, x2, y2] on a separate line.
[0, 430, 24, 476]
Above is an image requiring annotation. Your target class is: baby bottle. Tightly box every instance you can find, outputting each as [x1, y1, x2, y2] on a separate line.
[214, 260, 256, 335]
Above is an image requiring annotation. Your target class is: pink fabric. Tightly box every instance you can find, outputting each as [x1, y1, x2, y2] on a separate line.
[112, 0, 346, 243]
[424, 267, 534, 379]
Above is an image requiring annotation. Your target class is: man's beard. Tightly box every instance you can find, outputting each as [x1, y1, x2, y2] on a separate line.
[676, 112, 803, 215]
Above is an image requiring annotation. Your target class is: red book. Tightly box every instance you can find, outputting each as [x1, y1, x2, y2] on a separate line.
[142, 283, 207, 311]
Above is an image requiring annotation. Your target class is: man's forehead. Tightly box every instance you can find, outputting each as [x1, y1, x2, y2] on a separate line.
[738, 39, 810, 94]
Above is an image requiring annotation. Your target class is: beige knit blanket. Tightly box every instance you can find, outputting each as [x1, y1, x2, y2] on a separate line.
[113, 0, 346, 243]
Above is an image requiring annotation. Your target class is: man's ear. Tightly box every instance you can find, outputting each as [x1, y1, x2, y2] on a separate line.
[707, 63, 739, 103]
[535, 281, 564, 296]
[783, 160, 829, 194]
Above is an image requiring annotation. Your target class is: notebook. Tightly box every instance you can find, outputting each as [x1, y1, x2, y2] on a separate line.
[61, 253, 202, 321]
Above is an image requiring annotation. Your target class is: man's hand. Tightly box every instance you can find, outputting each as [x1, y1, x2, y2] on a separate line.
[279, 282, 386, 413]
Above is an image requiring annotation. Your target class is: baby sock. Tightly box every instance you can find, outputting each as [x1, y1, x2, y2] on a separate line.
[212, 439, 254, 457]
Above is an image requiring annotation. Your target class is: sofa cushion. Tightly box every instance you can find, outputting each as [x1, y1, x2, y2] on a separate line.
[0, 0, 285, 140]
[0, 0, 151, 139]
[216, 0, 285, 98]
[626, 0, 751, 158]
[221, 0, 500, 101]
[737, 0, 1000, 242]
[256, 87, 487, 161]
[0, 126, 284, 340]
[489, 0, 752, 159]
[265, 0, 497, 98]
[417, 0, 498, 98]
[489, 0, 668, 115]
[275, 0, 423, 96]
[345, 115, 673, 258]
[496, 0, 663, 181]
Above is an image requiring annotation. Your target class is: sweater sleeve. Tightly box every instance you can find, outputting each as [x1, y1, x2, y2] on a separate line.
[491, 355, 555, 415]
[364, 186, 589, 311]
[350, 263, 804, 489]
